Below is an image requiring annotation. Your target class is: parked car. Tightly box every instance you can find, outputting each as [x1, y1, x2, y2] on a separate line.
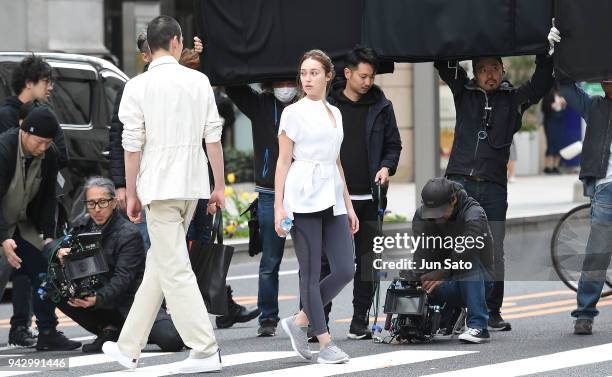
[0, 52, 128, 231]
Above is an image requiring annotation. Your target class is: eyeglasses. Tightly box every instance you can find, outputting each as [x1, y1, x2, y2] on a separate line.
[85, 198, 114, 209]
[41, 78, 54, 88]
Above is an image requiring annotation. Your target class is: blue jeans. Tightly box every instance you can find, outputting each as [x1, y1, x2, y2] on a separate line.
[257, 192, 286, 324]
[429, 267, 489, 330]
[572, 181, 612, 320]
[136, 210, 151, 251]
[447, 175, 507, 313]
[186, 199, 212, 243]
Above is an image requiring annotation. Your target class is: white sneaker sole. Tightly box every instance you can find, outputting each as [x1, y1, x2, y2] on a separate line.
[280, 318, 312, 360]
[458, 335, 490, 344]
[317, 356, 350, 364]
[102, 342, 137, 370]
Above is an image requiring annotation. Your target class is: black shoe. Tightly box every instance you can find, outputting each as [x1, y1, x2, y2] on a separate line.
[82, 328, 119, 353]
[306, 327, 319, 343]
[459, 327, 490, 344]
[488, 312, 511, 331]
[257, 319, 277, 337]
[348, 317, 373, 340]
[544, 167, 553, 174]
[551, 167, 562, 174]
[574, 319, 593, 335]
[8, 326, 37, 348]
[216, 286, 261, 329]
[36, 330, 82, 351]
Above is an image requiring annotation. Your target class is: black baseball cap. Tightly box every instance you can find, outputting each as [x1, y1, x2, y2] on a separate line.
[421, 177, 455, 219]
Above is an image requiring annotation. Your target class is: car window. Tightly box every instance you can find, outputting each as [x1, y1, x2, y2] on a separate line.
[49, 78, 92, 125]
[102, 75, 125, 123]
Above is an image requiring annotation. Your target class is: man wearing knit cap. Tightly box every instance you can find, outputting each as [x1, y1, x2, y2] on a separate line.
[0, 106, 81, 351]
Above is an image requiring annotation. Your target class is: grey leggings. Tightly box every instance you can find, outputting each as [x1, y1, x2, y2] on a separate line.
[292, 207, 354, 336]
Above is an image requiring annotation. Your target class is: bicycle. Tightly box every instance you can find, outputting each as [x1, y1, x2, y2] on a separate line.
[550, 202, 612, 296]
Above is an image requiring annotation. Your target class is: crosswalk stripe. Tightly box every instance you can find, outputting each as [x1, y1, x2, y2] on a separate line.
[82, 351, 298, 377]
[422, 342, 612, 377]
[0, 352, 169, 377]
[233, 350, 475, 377]
[227, 269, 299, 281]
[504, 299, 612, 320]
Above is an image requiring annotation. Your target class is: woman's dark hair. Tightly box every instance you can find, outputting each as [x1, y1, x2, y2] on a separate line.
[10, 54, 52, 95]
[297, 49, 335, 97]
[146, 15, 182, 53]
[344, 46, 379, 73]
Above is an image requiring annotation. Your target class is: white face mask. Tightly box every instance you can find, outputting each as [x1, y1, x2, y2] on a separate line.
[273, 87, 297, 103]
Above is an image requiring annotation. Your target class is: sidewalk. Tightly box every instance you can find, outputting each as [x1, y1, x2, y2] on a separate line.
[386, 174, 584, 220]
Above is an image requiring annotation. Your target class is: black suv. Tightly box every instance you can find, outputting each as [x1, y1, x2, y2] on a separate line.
[0, 52, 128, 229]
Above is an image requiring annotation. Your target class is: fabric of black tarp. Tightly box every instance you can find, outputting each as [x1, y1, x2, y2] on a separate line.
[554, 0, 612, 82]
[362, 0, 552, 62]
[195, 0, 393, 86]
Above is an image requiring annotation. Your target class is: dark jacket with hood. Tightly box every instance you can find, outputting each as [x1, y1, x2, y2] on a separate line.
[81, 210, 145, 313]
[558, 81, 612, 195]
[0, 128, 59, 243]
[225, 85, 289, 193]
[0, 96, 68, 168]
[412, 181, 495, 279]
[327, 81, 402, 204]
[435, 55, 554, 186]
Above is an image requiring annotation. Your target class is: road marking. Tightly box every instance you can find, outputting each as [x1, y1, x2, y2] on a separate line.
[504, 300, 612, 320]
[227, 269, 299, 281]
[503, 290, 574, 301]
[503, 296, 612, 314]
[234, 295, 297, 306]
[82, 351, 298, 377]
[234, 350, 475, 377]
[422, 342, 612, 377]
[0, 352, 169, 377]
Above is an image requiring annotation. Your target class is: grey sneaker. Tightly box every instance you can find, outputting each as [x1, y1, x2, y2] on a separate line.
[280, 316, 312, 360]
[317, 342, 349, 364]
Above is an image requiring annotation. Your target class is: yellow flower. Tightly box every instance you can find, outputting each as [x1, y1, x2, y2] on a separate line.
[225, 224, 236, 233]
[224, 186, 234, 197]
[240, 192, 251, 201]
[227, 173, 236, 184]
[250, 192, 259, 201]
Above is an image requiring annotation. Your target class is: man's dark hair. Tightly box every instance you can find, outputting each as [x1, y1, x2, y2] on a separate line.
[344, 46, 379, 73]
[146, 15, 182, 53]
[10, 54, 52, 95]
[136, 30, 148, 53]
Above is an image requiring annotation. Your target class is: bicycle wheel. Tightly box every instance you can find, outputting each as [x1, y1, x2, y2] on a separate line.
[551, 203, 612, 296]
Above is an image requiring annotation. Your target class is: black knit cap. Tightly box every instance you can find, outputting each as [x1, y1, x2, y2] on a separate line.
[472, 56, 503, 71]
[20, 106, 59, 139]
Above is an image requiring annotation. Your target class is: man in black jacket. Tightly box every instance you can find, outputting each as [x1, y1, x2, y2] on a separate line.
[0, 107, 80, 351]
[413, 178, 494, 344]
[549, 27, 612, 336]
[225, 80, 297, 337]
[322, 46, 402, 340]
[56, 177, 183, 353]
[435, 52, 554, 331]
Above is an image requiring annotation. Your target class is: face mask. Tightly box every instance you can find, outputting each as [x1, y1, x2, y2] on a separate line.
[274, 87, 297, 103]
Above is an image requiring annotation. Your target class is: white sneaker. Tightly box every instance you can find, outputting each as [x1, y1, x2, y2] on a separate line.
[102, 341, 138, 370]
[174, 350, 222, 374]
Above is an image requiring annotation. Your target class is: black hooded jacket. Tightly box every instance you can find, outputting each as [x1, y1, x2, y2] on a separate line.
[327, 81, 402, 202]
[412, 181, 495, 279]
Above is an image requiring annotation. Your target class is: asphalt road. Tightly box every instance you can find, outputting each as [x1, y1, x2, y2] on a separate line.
[0, 225, 611, 377]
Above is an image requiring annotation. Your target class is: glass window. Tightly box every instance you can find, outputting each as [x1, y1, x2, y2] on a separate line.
[49, 78, 92, 125]
[102, 75, 125, 123]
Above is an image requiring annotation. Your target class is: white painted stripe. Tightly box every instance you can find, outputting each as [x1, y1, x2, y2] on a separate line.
[234, 350, 475, 377]
[82, 351, 298, 377]
[227, 269, 299, 281]
[423, 342, 612, 377]
[0, 352, 168, 377]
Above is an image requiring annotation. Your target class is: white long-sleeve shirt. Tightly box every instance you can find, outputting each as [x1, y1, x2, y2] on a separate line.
[119, 55, 223, 205]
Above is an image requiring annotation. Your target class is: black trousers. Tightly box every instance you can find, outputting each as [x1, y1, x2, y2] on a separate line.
[57, 302, 184, 352]
[319, 199, 380, 321]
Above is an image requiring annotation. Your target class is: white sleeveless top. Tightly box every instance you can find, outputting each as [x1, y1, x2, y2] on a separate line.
[278, 97, 346, 219]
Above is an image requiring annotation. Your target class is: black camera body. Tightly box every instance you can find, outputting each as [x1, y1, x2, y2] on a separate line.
[39, 230, 108, 303]
[383, 270, 465, 343]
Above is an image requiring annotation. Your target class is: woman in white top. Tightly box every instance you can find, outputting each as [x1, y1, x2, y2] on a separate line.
[275, 50, 358, 364]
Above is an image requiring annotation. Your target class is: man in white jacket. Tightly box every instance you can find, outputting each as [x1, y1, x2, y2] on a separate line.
[102, 15, 225, 374]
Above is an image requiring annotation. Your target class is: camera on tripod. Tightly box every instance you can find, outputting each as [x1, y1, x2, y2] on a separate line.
[38, 229, 108, 303]
[382, 269, 465, 343]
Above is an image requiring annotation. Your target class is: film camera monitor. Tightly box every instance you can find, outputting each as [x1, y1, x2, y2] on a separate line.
[39, 230, 109, 303]
[383, 270, 465, 343]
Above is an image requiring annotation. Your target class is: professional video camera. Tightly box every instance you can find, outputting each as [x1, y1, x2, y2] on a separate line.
[382, 269, 465, 343]
[38, 229, 108, 303]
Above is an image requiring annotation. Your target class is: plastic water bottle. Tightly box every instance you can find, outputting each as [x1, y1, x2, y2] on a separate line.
[280, 217, 293, 238]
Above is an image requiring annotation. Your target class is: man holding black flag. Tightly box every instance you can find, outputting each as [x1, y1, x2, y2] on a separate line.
[435, 45, 554, 331]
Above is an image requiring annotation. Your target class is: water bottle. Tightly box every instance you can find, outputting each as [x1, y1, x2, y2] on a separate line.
[280, 217, 293, 238]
